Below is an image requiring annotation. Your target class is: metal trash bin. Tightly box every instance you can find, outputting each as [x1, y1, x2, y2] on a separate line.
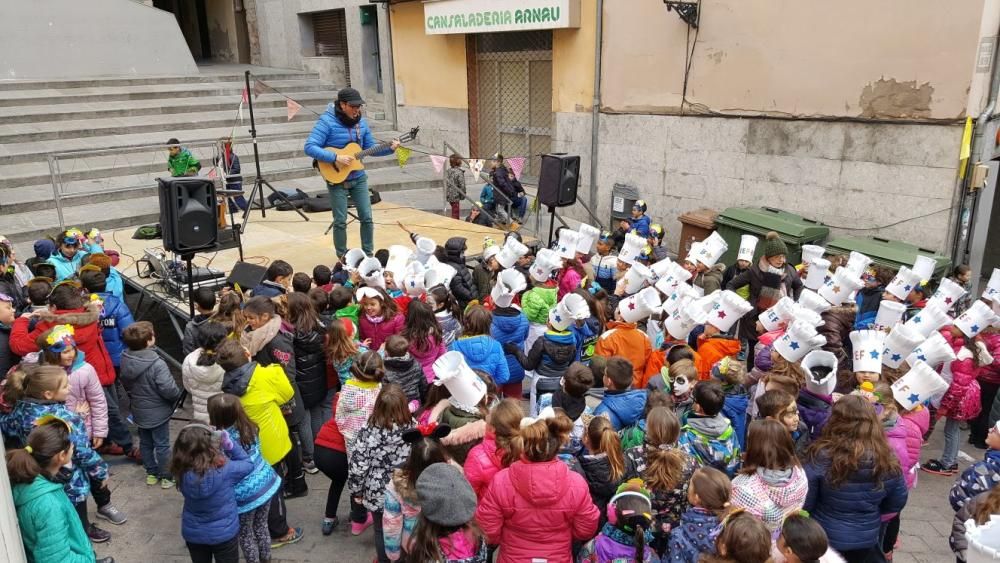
[610, 183, 640, 228]
[714, 207, 830, 266]
[677, 208, 719, 261]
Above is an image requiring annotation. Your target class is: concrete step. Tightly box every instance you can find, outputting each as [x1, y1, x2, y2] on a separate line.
[0, 161, 446, 245]
[0, 103, 331, 144]
[0, 117, 396, 166]
[0, 78, 334, 108]
[0, 91, 337, 125]
[0, 71, 319, 91]
[0, 147, 431, 214]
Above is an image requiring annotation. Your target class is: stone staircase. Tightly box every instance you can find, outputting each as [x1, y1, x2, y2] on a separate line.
[0, 67, 448, 246]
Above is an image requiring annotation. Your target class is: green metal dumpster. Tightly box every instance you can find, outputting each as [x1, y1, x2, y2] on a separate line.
[825, 236, 951, 281]
[714, 207, 830, 266]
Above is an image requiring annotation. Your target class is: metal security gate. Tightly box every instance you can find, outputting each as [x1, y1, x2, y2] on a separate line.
[312, 9, 351, 86]
[470, 31, 552, 180]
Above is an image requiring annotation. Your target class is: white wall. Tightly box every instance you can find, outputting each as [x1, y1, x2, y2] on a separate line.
[0, 0, 197, 79]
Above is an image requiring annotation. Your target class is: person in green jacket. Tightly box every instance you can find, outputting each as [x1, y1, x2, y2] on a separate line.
[8, 417, 114, 563]
[166, 138, 201, 177]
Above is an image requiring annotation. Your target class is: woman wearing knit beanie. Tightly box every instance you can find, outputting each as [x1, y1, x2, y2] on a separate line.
[726, 232, 803, 369]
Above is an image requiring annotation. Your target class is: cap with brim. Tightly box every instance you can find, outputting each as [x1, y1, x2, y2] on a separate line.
[336, 87, 365, 106]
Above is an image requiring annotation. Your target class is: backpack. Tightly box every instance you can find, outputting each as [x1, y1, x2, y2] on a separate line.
[132, 224, 161, 239]
[270, 188, 309, 210]
[303, 195, 332, 213]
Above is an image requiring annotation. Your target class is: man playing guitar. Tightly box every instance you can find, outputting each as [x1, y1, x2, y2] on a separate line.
[305, 87, 399, 259]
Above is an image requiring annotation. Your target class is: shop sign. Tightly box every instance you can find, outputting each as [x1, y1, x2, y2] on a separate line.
[424, 0, 580, 35]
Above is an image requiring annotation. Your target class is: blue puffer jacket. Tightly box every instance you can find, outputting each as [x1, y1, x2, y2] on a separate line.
[304, 104, 393, 182]
[490, 307, 529, 384]
[667, 506, 720, 562]
[0, 400, 108, 504]
[949, 449, 1000, 511]
[594, 389, 647, 430]
[225, 427, 281, 514]
[47, 250, 88, 281]
[105, 268, 124, 301]
[721, 388, 749, 451]
[178, 441, 254, 545]
[627, 215, 652, 238]
[449, 334, 511, 385]
[569, 318, 598, 364]
[803, 451, 908, 552]
[97, 291, 134, 367]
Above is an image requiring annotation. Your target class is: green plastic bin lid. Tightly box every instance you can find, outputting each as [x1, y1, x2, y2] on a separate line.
[825, 236, 951, 274]
[716, 207, 829, 241]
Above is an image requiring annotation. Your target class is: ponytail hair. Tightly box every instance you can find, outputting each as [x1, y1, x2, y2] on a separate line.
[643, 407, 686, 490]
[3, 364, 66, 403]
[5, 418, 72, 484]
[195, 322, 230, 367]
[689, 466, 732, 518]
[513, 412, 573, 463]
[586, 416, 624, 481]
[488, 399, 523, 467]
[609, 481, 653, 562]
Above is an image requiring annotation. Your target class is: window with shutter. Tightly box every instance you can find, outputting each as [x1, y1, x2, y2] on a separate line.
[312, 9, 350, 86]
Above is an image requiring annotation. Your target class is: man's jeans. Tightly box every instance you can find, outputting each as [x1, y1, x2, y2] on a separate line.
[327, 175, 373, 258]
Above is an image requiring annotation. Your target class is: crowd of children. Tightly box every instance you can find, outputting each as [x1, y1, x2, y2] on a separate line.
[3, 212, 1000, 563]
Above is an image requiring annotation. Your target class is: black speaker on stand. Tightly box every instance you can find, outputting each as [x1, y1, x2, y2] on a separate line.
[537, 153, 581, 246]
[158, 177, 219, 317]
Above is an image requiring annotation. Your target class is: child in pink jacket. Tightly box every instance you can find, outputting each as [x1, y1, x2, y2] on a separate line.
[36, 325, 108, 444]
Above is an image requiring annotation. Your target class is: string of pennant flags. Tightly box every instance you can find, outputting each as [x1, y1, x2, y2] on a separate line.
[237, 75, 534, 177]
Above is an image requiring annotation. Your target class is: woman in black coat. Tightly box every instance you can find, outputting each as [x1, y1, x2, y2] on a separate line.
[726, 232, 803, 368]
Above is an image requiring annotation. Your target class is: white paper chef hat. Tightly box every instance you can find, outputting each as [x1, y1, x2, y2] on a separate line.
[561, 293, 591, 321]
[555, 229, 581, 260]
[984, 268, 1000, 303]
[491, 269, 527, 308]
[759, 296, 797, 332]
[882, 323, 924, 369]
[708, 290, 753, 333]
[548, 298, 574, 331]
[433, 352, 487, 414]
[801, 245, 826, 265]
[802, 350, 838, 396]
[850, 330, 887, 374]
[791, 303, 824, 328]
[529, 248, 562, 283]
[664, 294, 709, 341]
[802, 258, 832, 291]
[428, 261, 457, 289]
[355, 286, 382, 303]
[618, 232, 647, 266]
[649, 258, 676, 284]
[737, 234, 759, 263]
[903, 303, 953, 338]
[818, 268, 864, 306]
[885, 266, 922, 301]
[955, 300, 1000, 339]
[653, 262, 693, 296]
[413, 236, 437, 265]
[844, 251, 873, 276]
[927, 277, 968, 313]
[874, 300, 907, 331]
[906, 331, 957, 369]
[660, 283, 700, 319]
[402, 261, 428, 297]
[482, 244, 501, 265]
[358, 257, 385, 289]
[618, 287, 662, 324]
[911, 255, 936, 283]
[385, 245, 413, 280]
[773, 320, 826, 363]
[892, 360, 949, 411]
[576, 224, 600, 255]
[621, 263, 653, 295]
[496, 236, 529, 269]
[343, 248, 367, 272]
[797, 288, 833, 315]
[691, 232, 728, 268]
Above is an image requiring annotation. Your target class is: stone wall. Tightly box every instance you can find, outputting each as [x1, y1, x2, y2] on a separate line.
[396, 106, 470, 156]
[553, 113, 964, 254]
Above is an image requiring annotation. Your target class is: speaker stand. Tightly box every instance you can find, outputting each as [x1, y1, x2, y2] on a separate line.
[182, 253, 196, 318]
[238, 70, 309, 236]
[547, 206, 557, 248]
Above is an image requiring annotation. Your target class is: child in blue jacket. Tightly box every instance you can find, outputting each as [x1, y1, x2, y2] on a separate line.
[449, 306, 510, 392]
[171, 422, 255, 563]
[594, 356, 648, 431]
[490, 300, 529, 399]
[668, 466, 731, 562]
[949, 423, 1000, 512]
[80, 268, 134, 370]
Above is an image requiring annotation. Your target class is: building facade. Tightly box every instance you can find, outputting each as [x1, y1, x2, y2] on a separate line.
[387, 0, 1000, 263]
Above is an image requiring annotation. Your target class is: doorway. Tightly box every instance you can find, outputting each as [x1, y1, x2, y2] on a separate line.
[360, 5, 382, 94]
[154, 0, 250, 63]
[469, 31, 553, 180]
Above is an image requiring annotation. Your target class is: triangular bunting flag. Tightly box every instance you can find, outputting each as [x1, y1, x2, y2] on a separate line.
[507, 156, 526, 179]
[470, 159, 485, 177]
[253, 78, 267, 98]
[286, 99, 302, 121]
[241, 88, 248, 104]
[429, 154, 447, 174]
[396, 146, 412, 168]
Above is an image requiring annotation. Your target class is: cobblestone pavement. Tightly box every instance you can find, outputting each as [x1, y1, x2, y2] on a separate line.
[84, 407, 970, 563]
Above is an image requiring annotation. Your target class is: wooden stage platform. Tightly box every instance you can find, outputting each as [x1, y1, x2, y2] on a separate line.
[103, 201, 531, 328]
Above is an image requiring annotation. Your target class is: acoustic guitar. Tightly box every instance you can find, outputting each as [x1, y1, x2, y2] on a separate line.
[316, 126, 420, 185]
